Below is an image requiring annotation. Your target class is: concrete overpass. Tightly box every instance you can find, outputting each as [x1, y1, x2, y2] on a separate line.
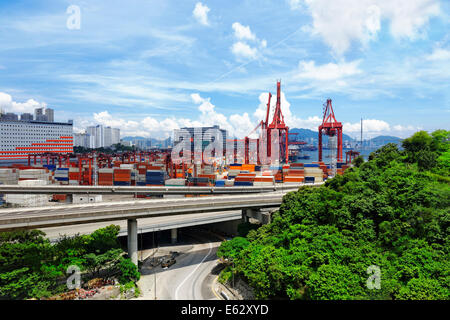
[41, 210, 244, 241]
[0, 183, 324, 265]
[0, 184, 303, 195]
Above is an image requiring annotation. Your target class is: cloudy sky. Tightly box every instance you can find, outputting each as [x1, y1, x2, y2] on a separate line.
[0, 0, 449, 139]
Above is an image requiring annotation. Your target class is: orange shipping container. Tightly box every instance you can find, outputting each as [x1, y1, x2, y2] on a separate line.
[284, 176, 305, 182]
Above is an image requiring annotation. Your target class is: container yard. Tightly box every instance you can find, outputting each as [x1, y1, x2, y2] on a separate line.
[0, 150, 351, 207]
[0, 81, 356, 208]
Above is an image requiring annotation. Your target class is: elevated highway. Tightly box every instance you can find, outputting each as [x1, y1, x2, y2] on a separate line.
[0, 192, 292, 232]
[0, 184, 303, 195]
[0, 182, 324, 265]
[41, 210, 243, 241]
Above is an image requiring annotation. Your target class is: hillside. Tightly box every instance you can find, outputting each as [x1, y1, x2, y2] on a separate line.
[217, 130, 450, 300]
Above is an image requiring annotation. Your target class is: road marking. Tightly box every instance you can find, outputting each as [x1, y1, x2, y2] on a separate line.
[211, 275, 223, 300]
[174, 241, 213, 300]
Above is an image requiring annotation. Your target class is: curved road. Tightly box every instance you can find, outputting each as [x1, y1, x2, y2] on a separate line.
[135, 233, 222, 300]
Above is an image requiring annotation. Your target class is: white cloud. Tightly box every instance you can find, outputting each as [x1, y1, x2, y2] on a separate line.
[296, 60, 362, 81]
[297, 0, 440, 54]
[231, 41, 259, 59]
[345, 119, 391, 133]
[192, 93, 254, 138]
[78, 91, 419, 140]
[426, 48, 450, 61]
[190, 93, 204, 105]
[0, 92, 47, 114]
[288, 0, 304, 10]
[230, 22, 267, 60]
[344, 119, 419, 138]
[193, 2, 210, 26]
[232, 22, 256, 41]
[393, 124, 415, 131]
[83, 93, 257, 139]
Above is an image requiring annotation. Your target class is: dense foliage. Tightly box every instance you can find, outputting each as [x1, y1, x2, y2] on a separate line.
[73, 143, 136, 155]
[218, 130, 449, 300]
[0, 225, 139, 299]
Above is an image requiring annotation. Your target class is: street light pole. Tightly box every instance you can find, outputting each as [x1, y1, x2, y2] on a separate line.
[153, 228, 157, 300]
[140, 228, 143, 262]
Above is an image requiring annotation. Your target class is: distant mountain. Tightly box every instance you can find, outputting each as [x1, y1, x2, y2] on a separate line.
[289, 128, 402, 147]
[368, 135, 402, 145]
[122, 136, 172, 147]
[289, 128, 354, 144]
[121, 136, 146, 141]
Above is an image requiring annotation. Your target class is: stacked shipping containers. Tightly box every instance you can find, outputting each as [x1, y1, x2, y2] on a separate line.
[0, 168, 19, 185]
[5, 179, 50, 207]
[114, 168, 131, 186]
[69, 167, 79, 185]
[98, 168, 113, 185]
[54, 168, 69, 184]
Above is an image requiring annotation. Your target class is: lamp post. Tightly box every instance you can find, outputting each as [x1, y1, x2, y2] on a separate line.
[153, 228, 157, 300]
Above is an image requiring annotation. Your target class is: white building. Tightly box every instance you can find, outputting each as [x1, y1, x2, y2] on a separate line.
[74, 132, 94, 148]
[45, 108, 54, 122]
[0, 119, 73, 161]
[85, 125, 120, 148]
[112, 128, 120, 146]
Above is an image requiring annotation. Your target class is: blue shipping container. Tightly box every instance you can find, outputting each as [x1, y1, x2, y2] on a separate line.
[234, 181, 253, 186]
[304, 177, 315, 183]
[304, 164, 319, 168]
[114, 181, 131, 186]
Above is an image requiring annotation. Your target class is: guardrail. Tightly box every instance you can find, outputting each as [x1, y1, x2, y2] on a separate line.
[0, 184, 320, 195]
[0, 193, 284, 231]
[0, 183, 324, 232]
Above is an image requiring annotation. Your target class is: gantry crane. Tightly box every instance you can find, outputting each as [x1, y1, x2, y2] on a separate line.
[244, 81, 291, 164]
[318, 99, 343, 163]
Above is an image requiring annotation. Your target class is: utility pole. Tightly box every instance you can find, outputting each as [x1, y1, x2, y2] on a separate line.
[153, 228, 157, 300]
[140, 228, 143, 262]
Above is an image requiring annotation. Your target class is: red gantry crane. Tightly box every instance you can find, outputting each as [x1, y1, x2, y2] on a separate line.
[318, 99, 343, 163]
[244, 80, 291, 164]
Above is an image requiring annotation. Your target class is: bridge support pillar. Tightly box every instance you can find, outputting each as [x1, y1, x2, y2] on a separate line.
[241, 209, 250, 223]
[171, 228, 178, 244]
[127, 219, 138, 266]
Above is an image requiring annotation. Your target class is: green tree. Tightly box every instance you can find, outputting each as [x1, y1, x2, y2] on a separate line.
[217, 130, 449, 300]
[118, 257, 140, 284]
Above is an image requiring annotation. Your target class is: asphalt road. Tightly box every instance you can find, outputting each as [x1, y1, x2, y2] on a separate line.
[135, 232, 222, 300]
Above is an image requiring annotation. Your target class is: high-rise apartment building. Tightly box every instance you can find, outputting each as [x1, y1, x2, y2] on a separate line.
[84, 125, 120, 148]
[74, 132, 94, 148]
[20, 113, 33, 121]
[2, 113, 19, 121]
[174, 125, 227, 153]
[45, 108, 54, 122]
[34, 108, 46, 121]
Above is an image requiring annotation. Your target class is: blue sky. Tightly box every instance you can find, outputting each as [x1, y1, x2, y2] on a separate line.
[0, 0, 449, 139]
